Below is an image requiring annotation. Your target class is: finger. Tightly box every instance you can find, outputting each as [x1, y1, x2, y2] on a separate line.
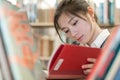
[87, 58, 96, 63]
[82, 64, 94, 69]
[83, 69, 91, 75]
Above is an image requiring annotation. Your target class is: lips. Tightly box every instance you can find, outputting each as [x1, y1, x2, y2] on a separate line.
[77, 35, 83, 41]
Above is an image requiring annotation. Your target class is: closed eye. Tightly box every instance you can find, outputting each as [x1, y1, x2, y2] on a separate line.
[61, 28, 70, 33]
[64, 30, 69, 33]
[72, 20, 78, 26]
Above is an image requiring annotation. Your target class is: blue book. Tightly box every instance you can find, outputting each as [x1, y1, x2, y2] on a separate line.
[108, 0, 115, 25]
[98, 2, 104, 24]
[114, 67, 120, 80]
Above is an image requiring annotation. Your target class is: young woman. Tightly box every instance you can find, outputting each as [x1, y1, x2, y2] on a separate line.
[54, 0, 110, 76]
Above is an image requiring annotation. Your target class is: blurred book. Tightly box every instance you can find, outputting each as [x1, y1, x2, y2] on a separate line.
[87, 27, 120, 80]
[108, 0, 115, 25]
[0, 29, 13, 80]
[105, 44, 120, 80]
[0, 0, 46, 80]
[114, 66, 120, 80]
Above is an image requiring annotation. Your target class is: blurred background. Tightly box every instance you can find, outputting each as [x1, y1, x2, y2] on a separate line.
[6, 0, 120, 70]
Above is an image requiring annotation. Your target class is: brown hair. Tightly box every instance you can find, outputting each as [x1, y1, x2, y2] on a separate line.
[54, 0, 90, 42]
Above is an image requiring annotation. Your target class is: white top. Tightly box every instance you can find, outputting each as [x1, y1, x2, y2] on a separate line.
[90, 29, 110, 48]
[80, 29, 110, 48]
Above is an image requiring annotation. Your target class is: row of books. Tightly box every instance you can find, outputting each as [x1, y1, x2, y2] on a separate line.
[32, 28, 58, 70]
[15, 0, 120, 27]
[24, 0, 55, 23]
[32, 29, 55, 58]
[88, 0, 120, 26]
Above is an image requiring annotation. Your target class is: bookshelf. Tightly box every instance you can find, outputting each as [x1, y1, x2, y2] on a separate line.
[30, 0, 120, 79]
[30, 0, 120, 70]
[23, 0, 57, 70]
[88, 0, 120, 27]
[1, 0, 120, 79]
[99, 24, 120, 29]
[10, 0, 120, 73]
[31, 24, 56, 70]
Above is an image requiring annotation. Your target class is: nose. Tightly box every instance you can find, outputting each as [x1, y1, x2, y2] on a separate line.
[70, 27, 78, 37]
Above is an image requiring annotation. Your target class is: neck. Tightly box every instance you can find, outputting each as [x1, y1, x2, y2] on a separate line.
[88, 23, 102, 45]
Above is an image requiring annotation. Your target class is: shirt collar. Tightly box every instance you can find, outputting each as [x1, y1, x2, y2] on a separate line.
[90, 29, 110, 48]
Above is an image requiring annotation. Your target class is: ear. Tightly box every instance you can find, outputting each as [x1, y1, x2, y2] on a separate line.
[87, 7, 94, 18]
[87, 7, 95, 21]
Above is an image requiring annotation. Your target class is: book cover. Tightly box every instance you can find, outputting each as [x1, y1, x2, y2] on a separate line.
[108, 0, 115, 25]
[98, 2, 104, 24]
[0, 67, 3, 80]
[0, 0, 46, 80]
[47, 44, 101, 79]
[105, 44, 120, 80]
[103, 0, 109, 24]
[114, 66, 120, 80]
[114, 0, 120, 25]
[0, 30, 13, 80]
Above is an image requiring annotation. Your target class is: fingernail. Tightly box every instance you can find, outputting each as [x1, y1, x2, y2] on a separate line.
[87, 58, 90, 61]
[81, 65, 84, 68]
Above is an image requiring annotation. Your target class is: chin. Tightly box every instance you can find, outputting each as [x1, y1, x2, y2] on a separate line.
[79, 40, 88, 44]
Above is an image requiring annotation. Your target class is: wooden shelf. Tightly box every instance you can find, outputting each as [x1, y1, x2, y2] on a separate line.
[40, 57, 50, 60]
[99, 24, 114, 28]
[99, 24, 120, 28]
[30, 22, 54, 28]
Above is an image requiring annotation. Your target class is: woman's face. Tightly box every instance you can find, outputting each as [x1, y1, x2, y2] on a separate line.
[58, 13, 94, 44]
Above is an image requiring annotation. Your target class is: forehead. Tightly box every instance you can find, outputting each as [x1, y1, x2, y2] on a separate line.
[58, 13, 73, 28]
[58, 13, 87, 29]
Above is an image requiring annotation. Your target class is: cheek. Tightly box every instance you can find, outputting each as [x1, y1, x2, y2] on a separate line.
[77, 22, 91, 34]
[85, 25, 91, 34]
[65, 34, 76, 41]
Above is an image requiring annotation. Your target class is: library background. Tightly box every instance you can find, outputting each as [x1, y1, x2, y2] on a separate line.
[14, 0, 120, 70]
[0, 0, 120, 80]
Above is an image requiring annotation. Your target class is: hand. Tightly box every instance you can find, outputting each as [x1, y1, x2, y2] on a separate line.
[81, 58, 96, 75]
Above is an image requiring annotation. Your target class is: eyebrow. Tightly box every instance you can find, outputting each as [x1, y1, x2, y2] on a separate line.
[68, 16, 75, 23]
[60, 17, 75, 30]
[60, 27, 68, 31]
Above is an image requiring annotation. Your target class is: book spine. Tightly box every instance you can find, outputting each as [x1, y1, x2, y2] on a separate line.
[0, 31, 13, 80]
[95, 29, 120, 79]
[114, 0, 120, 25]
[98, 2, 104, 24]
[108, 0, 115, 25]
[114, 67, 120, 80]
[103, 0, 109, 24]
[105, 47, 120, 80]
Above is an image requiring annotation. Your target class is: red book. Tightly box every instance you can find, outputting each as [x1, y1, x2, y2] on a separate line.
[47, 44, 102, 79]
